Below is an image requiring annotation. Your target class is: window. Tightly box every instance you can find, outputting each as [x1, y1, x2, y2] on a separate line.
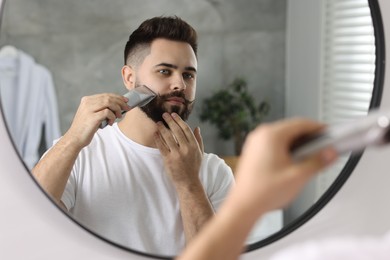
[316, 0, 376, 198]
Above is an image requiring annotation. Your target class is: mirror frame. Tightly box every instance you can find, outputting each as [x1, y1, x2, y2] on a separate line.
[0, 0, 385, 259]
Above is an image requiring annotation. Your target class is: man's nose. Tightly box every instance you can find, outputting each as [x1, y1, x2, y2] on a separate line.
[170, 75, 187, 91]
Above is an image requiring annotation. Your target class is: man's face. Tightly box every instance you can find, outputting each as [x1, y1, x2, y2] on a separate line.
[132, 38, 197, 124]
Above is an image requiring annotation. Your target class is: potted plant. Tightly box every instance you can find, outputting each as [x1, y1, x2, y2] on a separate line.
[199, 77, 270, 170]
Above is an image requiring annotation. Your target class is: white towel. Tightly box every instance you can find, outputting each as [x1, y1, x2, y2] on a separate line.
[0, 46, 61, 169]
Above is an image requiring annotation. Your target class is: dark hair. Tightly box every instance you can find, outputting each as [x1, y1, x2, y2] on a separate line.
[124, 16, 198, 65]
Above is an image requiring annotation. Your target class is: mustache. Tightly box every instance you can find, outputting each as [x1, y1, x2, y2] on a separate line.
[157, 91, 195, 105]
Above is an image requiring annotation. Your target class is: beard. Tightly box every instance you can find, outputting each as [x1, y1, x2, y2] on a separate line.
[140, 89, 195, 128]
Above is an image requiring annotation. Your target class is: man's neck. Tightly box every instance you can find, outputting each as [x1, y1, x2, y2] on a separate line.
[117, 108, 159, 148]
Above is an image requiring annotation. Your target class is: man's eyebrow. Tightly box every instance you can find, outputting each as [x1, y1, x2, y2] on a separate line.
[155, 63, 197, 73]
[185, 66, 197, 73]
[155, 63, 177, 69]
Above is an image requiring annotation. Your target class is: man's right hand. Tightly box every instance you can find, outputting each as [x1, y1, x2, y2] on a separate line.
[233, 118, 338, 215]
[32, 93, 131, 205]
[63, 93, 131, 149]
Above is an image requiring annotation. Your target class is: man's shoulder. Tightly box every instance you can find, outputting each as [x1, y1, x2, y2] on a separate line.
[90, 124, 120, 145]
[202, 152, 226, 164]
[199, 152, 235, 191]
[201, 152, 233, 174]
[71, 125, 120, 154]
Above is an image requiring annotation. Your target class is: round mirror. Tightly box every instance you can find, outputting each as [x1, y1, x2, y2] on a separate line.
[0, 0, 384, 259]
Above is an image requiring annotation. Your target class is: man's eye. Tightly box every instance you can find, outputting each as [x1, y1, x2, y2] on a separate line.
[184, 73, 195, 79]
[159, 69, 170, 75]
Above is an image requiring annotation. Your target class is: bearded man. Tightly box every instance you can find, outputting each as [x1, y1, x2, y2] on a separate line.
[32, 16, 234, 256]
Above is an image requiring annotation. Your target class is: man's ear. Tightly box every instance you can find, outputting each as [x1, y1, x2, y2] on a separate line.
[121, 65, 136, 91]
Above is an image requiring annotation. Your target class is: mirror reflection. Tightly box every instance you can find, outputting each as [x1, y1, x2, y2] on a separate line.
[0, 0, 377, 257]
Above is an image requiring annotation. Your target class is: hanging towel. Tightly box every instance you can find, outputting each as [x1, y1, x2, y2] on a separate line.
[0, 45, 61, 170]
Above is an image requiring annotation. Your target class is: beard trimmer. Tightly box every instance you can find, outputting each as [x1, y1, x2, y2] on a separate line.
[99, 85, 157, 129]
[291, 109, 390, 161]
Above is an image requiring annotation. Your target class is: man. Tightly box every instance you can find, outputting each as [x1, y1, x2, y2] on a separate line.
[32, 16, 234, 255]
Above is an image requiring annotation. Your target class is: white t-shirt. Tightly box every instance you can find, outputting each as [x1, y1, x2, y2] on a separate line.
[61, 123, 235, 256]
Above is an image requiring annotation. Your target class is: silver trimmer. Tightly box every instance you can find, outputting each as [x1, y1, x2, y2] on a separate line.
[291, 109, 390, 161]
[99, 85, 157, 129]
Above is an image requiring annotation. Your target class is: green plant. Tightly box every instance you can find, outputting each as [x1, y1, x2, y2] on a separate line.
[199, 77, 270, 155]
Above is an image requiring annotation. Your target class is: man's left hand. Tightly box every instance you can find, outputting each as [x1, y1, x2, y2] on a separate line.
[154, 112, 204, 186]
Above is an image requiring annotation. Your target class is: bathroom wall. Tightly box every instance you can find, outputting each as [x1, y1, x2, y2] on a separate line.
[0, 0, 286, 156]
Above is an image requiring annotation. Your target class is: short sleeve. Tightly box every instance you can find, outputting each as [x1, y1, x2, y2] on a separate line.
[60, 173, 76, 210]
[200, 153, 235, 212]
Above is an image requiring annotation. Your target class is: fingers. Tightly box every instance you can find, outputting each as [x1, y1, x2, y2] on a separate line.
[154, 113, 204, 186]
[161, 113, 188, 144]
[156, 121, 181, 150]
[97, 93, 131, 118]
[290, 147, 338, 179]
[154, 130, 170, 155]
[83, 94, 130, 115]
[99, 109, 117, 127]
[156, 113, 202, 152]
[194, 127, 204, 153]
[272, 118, 325, 144]
[79, 93, 131, 126]
[161, 113, 196, 144]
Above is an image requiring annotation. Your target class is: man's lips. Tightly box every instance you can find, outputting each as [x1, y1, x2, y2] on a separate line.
[166, 97, 185, 105]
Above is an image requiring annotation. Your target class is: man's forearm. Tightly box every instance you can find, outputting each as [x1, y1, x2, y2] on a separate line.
[32, 136, 82, 204]
[175, 180, 215, 244]
[177, 189, 261, 260]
